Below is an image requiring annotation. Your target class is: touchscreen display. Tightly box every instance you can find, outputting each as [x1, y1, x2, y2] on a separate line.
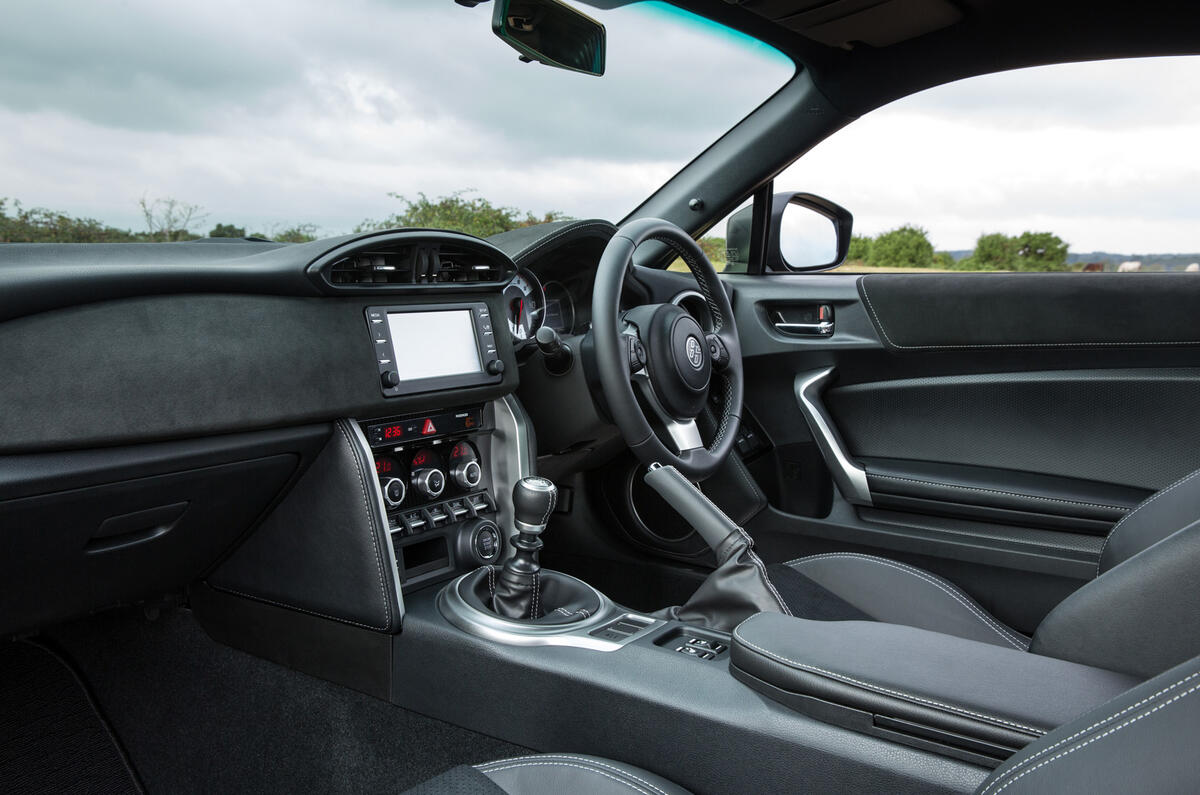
[386, 310, 481, 380]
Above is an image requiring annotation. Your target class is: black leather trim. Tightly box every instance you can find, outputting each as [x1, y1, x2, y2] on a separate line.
[784, 553, 1030, 649]
[858, 273, 1200, 350]
[476, 754, 690, 795]
[731, 614, 1139, 757]
[207, 420, 402, 632]
[976, 654, 1200, 794]
[863, 458, 1144, 532]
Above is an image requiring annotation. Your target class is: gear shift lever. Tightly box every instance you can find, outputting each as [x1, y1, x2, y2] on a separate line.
[491, 477, 557, 619]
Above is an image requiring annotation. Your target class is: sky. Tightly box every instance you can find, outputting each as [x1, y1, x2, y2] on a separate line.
[2, 0, 1199, 254]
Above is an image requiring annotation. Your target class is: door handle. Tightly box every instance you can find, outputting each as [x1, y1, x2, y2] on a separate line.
[773, 305, 833, 336]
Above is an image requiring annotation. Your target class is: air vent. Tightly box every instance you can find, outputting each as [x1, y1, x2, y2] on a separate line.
[327, 246, 416, 285]
[312, 233, 515, 292]
[428, 245, 506, 284]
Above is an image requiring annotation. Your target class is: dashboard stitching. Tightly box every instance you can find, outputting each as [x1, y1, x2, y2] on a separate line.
[512, 221, 617, 265]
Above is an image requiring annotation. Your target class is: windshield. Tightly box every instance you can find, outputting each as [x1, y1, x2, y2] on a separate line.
[0, 0, 793, 243]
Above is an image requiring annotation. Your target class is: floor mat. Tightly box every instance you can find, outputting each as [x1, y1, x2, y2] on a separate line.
[0, 641, 142, 794]
[48, 607, 525, 794]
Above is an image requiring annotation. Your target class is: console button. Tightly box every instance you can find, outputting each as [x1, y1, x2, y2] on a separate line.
[381, 370, 400, 388]
[486, 359, 505, 375]
[382, 477, 406, 508]
[412, 468, 445, 500]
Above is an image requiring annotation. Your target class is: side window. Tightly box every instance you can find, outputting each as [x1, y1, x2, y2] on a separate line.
[667, 198, 753, 274]
[774, 57, 1200, 273]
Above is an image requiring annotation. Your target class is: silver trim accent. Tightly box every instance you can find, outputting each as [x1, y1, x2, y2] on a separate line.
[671, 289, 713, 329]
[517, 476, 555, 492]
[451, 459, 482, 490]
[438, 571, 662, 651]
[381, 476, 406, 508]
[632, 370, 704, 453]
[491, 396, 535, 557]
[775, 321, 834, 335]
[412, 467, 445, 499]
[514, 518, 547, 535]
[794, 368, 872, 506]
[345, 419, 406, 622]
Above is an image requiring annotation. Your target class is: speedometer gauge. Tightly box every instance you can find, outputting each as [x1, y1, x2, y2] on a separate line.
[503, 269, 545, 340]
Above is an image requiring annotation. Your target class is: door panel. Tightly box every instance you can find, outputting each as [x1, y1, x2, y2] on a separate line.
[719, 271, 1200, 633]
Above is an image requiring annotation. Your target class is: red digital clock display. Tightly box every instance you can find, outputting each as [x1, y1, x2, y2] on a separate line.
[382, 424, 405, 440]
[375, 458, 394, 475]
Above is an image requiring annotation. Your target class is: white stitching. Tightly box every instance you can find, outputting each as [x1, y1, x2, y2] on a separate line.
[486, 565, 496, 598]
[732, 618, 1044, 735]
[860, 277, 1200, 350]
[870, 473, 1128, 512]
[476, 761, 653, 795]
[531, 569, 540, 620]
[987, 678, 1200, 794]
[336, 420, 393, 630]
[512, 221, 616, 264]
[735, 529, 792, 617]
[1096, 468, 1200, 576]
[785, 553, 1028, 650]
[476, 755, 673, 795]
[978, 668, 1200, 795]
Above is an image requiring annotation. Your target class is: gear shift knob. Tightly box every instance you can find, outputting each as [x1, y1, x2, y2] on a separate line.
[512, 476, 557, 534]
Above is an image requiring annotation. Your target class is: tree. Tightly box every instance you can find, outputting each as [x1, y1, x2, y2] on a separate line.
[270, 223, 319, 243]
[932, 251, 955, 268]
[1013, 231, 1069, 271]
[847, 234, 872, 262]
[139, 195, 207, 242]
[698, 236, 727, 269]
[355, 191, 569, 239]
[1, 198, 140, 243]
[209, 223, 246, 238]
[972, 232, 1017, 270]
[868, 225, 934, 268]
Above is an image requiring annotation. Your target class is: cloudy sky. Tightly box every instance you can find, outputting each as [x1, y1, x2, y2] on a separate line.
[2, 0, 1198, 254]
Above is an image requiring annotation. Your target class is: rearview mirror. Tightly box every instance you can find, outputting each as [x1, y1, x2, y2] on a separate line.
[492, 0, 606, 77]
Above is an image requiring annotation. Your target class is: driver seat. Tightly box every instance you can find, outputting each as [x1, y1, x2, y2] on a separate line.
[768, 467, 1200, 678]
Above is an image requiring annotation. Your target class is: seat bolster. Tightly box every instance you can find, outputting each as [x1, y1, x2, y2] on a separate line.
[1098, 467, 1200, 574]
[476, 754, 691, 795]
[786, 554, 1029, 650]
[976, 654, 1200, 794]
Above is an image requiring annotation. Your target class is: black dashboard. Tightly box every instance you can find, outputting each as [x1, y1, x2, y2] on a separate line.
[0, 219, 620, 637]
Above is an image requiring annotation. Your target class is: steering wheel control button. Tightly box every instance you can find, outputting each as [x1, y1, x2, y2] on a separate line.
[705, 333, 729, 369]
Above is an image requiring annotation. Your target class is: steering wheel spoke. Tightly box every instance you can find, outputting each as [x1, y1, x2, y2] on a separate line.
[593, 218, 743, 480]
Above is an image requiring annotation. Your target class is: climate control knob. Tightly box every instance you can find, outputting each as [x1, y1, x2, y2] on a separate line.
[381, 477, 406, 508]
[412, 468, 446, 500]
[451, 459, 482, 491]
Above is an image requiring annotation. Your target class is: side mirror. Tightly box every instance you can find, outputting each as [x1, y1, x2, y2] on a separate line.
[769, 192, 852, 271]
[492, 0, 606, 76]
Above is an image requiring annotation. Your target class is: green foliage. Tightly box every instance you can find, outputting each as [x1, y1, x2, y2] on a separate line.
[270, 223, 319, 243]
[967, 231, 1069, 271]
[932, 251, 955, 268]
[356, 191, 570, 239]
[698, 236, 727, 267]
[0, 198, 141, 243]
[209, 223, 246, 238]
[971, 233, 1016, 270]
[847, 234, 872, 262]
[1013, 231, 1069, 271]
[867, 224, 934, 268]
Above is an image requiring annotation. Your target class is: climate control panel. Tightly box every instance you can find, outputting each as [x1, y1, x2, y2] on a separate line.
[362, 405, 503, 587]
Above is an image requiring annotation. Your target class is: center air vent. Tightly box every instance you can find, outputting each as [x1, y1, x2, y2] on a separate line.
[313, 232, 515, 292]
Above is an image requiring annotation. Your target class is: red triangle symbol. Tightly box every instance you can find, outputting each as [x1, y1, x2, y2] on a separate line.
[421, 419, 437, 435]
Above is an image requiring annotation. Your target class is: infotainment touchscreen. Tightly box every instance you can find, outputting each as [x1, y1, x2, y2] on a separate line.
[386, 309, 481, 380]
[367, 302, 504, 397]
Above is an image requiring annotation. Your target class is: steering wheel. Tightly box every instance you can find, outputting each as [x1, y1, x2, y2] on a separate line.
[592, 218, 743, 481]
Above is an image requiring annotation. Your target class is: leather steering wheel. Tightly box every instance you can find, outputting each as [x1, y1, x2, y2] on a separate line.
[592, 218, 743, 481]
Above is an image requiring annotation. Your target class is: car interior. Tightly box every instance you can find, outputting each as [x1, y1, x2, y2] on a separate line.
[3, 0, 1200, 793]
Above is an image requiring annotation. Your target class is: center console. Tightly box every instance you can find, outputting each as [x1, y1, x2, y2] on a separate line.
[361, 405, 506, 589]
